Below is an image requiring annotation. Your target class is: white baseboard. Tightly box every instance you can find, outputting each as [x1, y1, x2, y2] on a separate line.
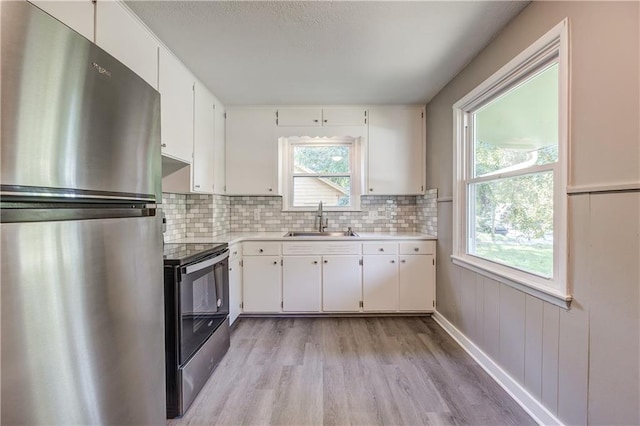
[432, 311, 563, 426]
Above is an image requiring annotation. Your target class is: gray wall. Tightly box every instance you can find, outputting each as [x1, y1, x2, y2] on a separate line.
[426, 2, 639, 424]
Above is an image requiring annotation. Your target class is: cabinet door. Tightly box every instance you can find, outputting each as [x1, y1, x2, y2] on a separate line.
[282, 256, 321, 312]
[29, 0, 94, 41]
[242, 256, 281, 312]
[363, 255, 399, 311]
[322, 108, 366, 126]
[399, 255, 435, 311]
[228, 257, 242, 325]
[95, 1, 158, 88]
[158, 47, 194, 164]
[368, 106, 425, 195]
[213, 99, 226, 195]
[225, 108, 277, 195]
[277, 108, 322, 127]
[322, 255, 362, 312]
[193, 80, 215, 193]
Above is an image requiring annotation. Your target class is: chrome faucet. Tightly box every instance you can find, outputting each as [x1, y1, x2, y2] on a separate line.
[317, 201, 328, 232]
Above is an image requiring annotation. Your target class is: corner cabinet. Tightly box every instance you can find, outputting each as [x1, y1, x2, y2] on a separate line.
[95, 0, 158, 89]
[367, 106, 426, 195]
[225, 108, 278, 195]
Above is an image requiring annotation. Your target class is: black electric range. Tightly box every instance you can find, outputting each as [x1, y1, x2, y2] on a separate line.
[163, 242, 228, 266]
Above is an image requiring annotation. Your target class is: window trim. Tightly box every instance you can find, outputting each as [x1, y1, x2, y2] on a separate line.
[451, 19, 571, 308]
[279, 136, 362, 212]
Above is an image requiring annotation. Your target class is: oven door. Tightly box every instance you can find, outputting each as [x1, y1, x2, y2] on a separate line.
[179, 249, 229, 364]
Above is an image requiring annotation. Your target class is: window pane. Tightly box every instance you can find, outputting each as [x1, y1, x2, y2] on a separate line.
[469, 171, 553, 277]
[294, 145, 350, 174]
[293, 176, 350, 207]
[473, 64, 558, 177]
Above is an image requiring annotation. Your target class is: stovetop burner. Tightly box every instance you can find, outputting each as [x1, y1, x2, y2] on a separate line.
[163, 242, 228, 266]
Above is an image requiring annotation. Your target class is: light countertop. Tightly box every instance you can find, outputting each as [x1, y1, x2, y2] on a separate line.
[169, 231, 436, 245]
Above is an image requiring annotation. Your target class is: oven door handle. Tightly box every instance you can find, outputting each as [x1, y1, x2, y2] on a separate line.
[183, 250, 229, 275]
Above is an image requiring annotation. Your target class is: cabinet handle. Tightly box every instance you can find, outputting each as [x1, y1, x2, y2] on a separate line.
[369, 188, 373, 192]
[414, 247, 419, 252]
[195, 185, 200, 188]
[401, 260, 406, 263]
[273, 261, 278, 265]
[268, 188, 273, 192]
[313, 261, 318, 264]
[391, 260, 396, 264]
[324, 260, 328, 264]
[323, 119, 328, 123]
[259, 249, 264, 253]
[229, 267, 233, 271]
[378, 248, 384, 252]
[161, 143, 167, 148]
[313, 119, 319, 123]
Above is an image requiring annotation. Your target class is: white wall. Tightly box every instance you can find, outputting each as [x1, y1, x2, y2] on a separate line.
[426, 2, 639, 424]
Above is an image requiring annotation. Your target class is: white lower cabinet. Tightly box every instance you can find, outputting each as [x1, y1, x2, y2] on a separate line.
[362, 255, 399, 311]
[322, 255, 362, 311]
[282, 256, 321, 312]
[239, 239, 434, 315]
[399, 254, 435, 311]
[242, 255, 281, 312]
[228, 256, 242, 325]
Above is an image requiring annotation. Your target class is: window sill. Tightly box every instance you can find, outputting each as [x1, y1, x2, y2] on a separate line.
[450, 254, 572, 309]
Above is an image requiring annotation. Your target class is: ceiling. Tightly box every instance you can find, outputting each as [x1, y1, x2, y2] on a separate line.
[126, 1, 529, 106]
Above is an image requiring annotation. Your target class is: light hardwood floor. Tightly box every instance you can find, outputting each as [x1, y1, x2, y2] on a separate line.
[169, 317, 535, 426]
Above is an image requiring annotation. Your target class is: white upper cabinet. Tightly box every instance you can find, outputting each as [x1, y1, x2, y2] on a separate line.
[192, 80, 215, 193]
[277, 108, 322, 127]
[95, 1, 158, 88]
[158, 47, 194, 164]
[213, 98, 226, 195]
[29, 0, 94, 41]
[277, 107, 366, 127]
[367, 106, 425, 195]
[225, 108, 278, 195]
[322, 108, 367, 126]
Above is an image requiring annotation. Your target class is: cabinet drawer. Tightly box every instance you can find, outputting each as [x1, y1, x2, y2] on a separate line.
[399, 241, 435, 255]
[362, 242, 398, 255]
[283, 242, 361, 255]
[243, 242, 281, 256]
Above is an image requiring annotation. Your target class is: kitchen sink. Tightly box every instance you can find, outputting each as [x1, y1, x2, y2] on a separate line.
[284, 230, 359, 237]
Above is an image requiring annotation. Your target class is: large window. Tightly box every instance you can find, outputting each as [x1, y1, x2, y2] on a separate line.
[452, 20, 570, 305]
[280, 136, 361, 211]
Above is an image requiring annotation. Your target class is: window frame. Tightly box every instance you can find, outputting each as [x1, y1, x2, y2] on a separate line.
[451, 19, 571, 308]
[280, 136, 362, 212]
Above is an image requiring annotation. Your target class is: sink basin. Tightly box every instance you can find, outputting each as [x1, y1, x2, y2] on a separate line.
[284, 231, 359, 237]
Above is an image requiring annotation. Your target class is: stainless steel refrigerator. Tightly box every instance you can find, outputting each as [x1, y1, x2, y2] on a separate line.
[1, 2, 165, 424]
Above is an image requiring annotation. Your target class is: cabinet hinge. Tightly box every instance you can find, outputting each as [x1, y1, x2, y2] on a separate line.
[421, 111, 424, 118]
[276, 118, 279, 125]
[281, 301, 284, 308]
[364, 110, 367, 117]
[280, 259, 283, 266]
[359, 258, 363, 266]
[240, 260, 243, 267]
[364, 118, 367, 124]
[433, 259, 435, 265]
[359, 301, 363, 308]
[240, 302, 244, 309]
[421, 185, 424, 192]
[224, 112, 227, 119]
[433, 300, 435, 308]
[224, 185, 227, 192]
[192, 83, 195, 92]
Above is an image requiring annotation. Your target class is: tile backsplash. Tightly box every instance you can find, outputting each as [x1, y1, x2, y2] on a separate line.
[162, 191, 438, 241]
